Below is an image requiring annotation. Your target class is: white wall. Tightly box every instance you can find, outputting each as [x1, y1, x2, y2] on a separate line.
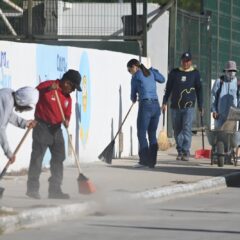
[0, 41, 142, 171]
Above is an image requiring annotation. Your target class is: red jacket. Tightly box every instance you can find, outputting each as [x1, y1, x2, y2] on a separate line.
[35, 80, 72, 125]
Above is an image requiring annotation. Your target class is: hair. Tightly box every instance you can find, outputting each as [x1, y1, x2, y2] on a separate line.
[127, 59, 150, 77]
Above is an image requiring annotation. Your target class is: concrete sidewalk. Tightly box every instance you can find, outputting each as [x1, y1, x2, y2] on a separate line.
[0, 134, 240, 234]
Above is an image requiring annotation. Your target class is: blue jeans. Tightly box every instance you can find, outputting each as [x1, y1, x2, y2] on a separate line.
[171, 108, 194, 156]
[137, 100, 160, 167]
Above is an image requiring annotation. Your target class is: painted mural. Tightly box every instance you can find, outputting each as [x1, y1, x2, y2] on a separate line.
[77, 52, 91, 146]
[0, 51, 11, 88]
[36, 44, 68, 166]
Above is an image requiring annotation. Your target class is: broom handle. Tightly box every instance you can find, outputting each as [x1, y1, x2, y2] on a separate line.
[0, 127, 32, 179]
[54, 90, 82, 175]
[201, 115, 205, 150]
[163, 111, 165, 127]
[113, 102, 135, 141]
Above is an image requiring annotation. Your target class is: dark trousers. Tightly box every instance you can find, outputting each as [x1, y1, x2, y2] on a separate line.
[137, 100, 160, 167]
[27, 121, 65, 193]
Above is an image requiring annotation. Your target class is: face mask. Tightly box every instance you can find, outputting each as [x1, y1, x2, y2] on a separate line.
[226, 71, 236, 79]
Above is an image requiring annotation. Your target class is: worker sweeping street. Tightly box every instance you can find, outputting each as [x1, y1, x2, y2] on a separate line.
[26, 69, 81, 200]
[127, 59, 165, 168]
[0, 86, 39, 164]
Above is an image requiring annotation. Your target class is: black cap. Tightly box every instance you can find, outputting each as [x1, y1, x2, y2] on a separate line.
[181, 52, 192, 61]
[62, 69, 82, 91]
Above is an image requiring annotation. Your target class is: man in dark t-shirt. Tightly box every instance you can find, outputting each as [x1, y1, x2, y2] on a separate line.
[162, 52, 203, 161]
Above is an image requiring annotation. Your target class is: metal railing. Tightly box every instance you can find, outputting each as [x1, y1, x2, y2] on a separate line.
[0, 0, 147, 41]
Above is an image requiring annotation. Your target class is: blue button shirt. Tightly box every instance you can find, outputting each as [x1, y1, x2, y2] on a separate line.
[131, 67, 165, 102]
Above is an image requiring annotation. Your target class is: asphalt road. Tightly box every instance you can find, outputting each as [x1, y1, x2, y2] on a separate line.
[1, 187, 240, 240]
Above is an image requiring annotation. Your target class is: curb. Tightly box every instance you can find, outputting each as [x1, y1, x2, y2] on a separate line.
[132, 171, 240, 201]
[0, 171, 239, 235]
[0, 202, 98, 234]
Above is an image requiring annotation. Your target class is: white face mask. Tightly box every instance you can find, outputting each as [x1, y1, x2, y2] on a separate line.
[226, 71, 236, 79]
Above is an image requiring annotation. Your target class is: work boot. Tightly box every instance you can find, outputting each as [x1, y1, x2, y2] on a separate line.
[48, 191, 70, 199]
[48, 185, 70, 199]
[26, 191, 41, 199]
[176, 153, 182, 160]
[182, 153, 190, 161]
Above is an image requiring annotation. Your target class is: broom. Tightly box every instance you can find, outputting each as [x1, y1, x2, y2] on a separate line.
[54, 90, 96, 194]
[158, 110, 170, 151]
[0, 127, 32, 198]
[98, 102, 135, 164]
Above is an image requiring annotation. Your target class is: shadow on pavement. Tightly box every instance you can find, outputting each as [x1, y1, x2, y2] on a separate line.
[109, 165, 239, 176]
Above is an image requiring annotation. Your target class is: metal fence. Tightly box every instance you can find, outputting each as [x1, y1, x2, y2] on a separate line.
[0, 0, 147, 40]
[203, 0, 240, 79]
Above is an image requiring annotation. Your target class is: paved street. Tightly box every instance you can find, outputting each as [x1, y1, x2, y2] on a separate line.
[1, 187, 240, 240]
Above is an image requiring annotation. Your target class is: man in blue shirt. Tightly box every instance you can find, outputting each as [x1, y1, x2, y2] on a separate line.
[162, 52, 203, 161]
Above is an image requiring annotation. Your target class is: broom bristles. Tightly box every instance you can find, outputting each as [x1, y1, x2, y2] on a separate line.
[98, 140, 115, 164]
[158, 130, 170, 151]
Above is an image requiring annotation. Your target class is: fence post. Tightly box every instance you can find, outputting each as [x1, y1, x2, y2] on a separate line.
[27, 0, 33, 38]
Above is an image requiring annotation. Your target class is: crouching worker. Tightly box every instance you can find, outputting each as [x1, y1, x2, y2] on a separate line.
[0, 87, 39, 164]
[26, 69, 82, 200]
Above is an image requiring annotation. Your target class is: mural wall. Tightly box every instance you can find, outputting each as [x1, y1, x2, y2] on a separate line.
[0, 40, 168, 171]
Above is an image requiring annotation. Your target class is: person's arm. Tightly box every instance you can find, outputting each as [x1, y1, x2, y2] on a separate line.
[130, 76, 138, 102]
[0, 129, 13, 159]
[150, 67, 165, 83]
[8, 112, 27, 129]
[211, 79, 220, 113]
[162, 70, 174, 105]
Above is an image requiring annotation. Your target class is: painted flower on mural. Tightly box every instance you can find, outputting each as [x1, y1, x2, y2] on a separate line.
[78, 52, 91, 146]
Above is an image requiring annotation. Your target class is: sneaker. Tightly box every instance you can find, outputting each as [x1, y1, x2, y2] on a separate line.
[176, 153, 182, 160]
[26, 191, 41, 199]
[133, 163, 148, 168]
[182, 154, 190, 161]
[48, 191, 70, 199]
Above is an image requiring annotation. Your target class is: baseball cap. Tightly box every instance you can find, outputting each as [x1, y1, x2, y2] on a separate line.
[181, 52, 192, 61]
[62, 69, 82, 91]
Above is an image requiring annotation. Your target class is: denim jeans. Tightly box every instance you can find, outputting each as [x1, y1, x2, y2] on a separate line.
[171, 108, 194, 156]
[137, 100, 160, 167]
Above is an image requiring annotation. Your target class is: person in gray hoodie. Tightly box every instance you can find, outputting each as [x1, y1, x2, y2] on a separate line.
[211, 61, 239, 129]
[0, 87, 39, 164]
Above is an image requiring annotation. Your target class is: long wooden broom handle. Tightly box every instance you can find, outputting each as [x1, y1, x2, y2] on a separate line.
[0, 127, 32, 179]
[54, 90, 82, 174]
[113, 102, 135, 141]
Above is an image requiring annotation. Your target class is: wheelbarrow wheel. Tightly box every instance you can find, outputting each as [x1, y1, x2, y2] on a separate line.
[217, 141, 224, 167]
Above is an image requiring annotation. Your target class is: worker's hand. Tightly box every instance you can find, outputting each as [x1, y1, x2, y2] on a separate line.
[64, 119, 69, 128]
[26, 120, 38, 128]
[212, 112, 219, 119]
[9, 155, 16, 164]
[49, 82, 59, 90]
[162, 104, 167, 113]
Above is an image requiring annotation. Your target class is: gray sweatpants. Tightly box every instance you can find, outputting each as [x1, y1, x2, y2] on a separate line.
[27, 121, 65, 193]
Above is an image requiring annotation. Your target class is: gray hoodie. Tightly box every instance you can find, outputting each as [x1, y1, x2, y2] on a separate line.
[0, 88, 27, 158]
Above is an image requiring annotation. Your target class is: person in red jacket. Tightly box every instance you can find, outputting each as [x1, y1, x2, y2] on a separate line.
[26, 69, 81, 199]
